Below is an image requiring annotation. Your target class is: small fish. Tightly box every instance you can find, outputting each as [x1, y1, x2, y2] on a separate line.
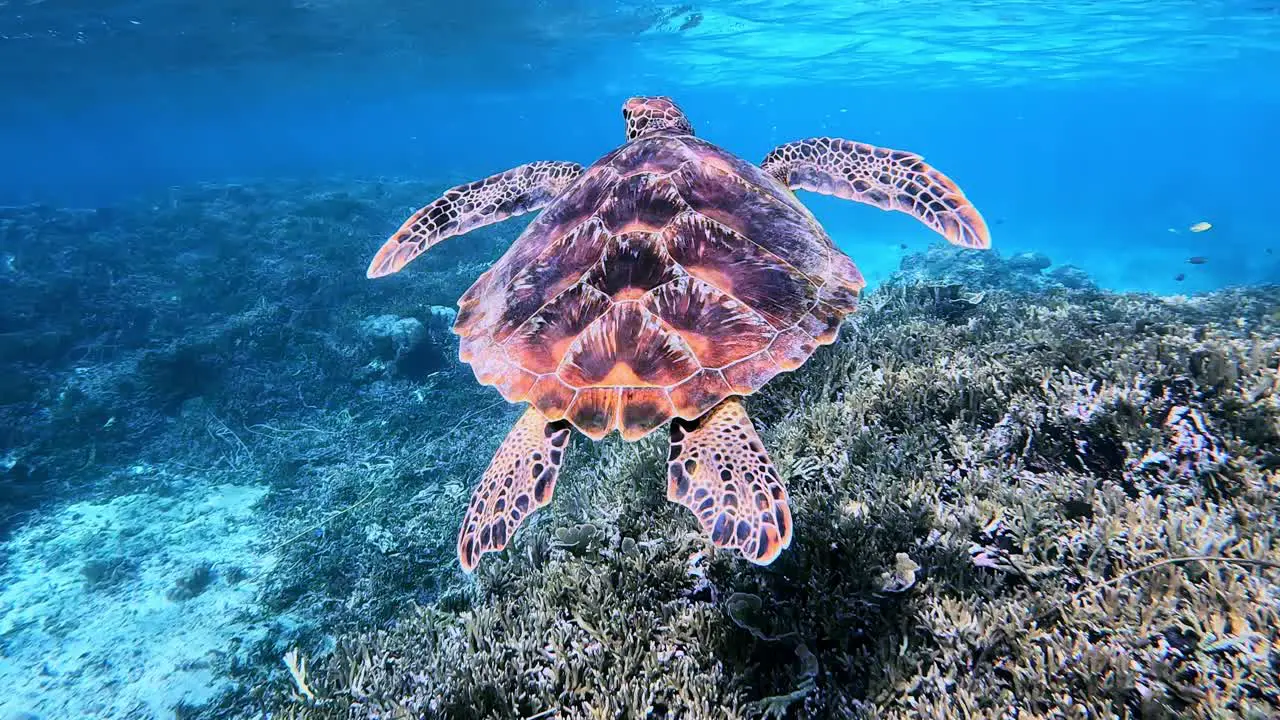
[1189, 221, 1212, 233]
[1174, 273, 1185, 281]
[1268, 248, 1274, 255]
[1187, 256, 1208, 265]
[899, 243, 908, 250]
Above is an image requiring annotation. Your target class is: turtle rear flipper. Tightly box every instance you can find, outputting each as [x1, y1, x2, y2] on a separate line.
[457, 407, 572, 573]
[367, 160, 584, 278]
[667, 397, 792, 565]
[762, 138, 990, 250]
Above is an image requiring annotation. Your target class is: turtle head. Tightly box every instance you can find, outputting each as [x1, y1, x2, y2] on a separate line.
[623, 96, 694, 140]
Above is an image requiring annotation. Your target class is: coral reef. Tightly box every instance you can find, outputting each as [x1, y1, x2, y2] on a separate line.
[892, 243, 1096, 294]
[0, 181, 519, 718]
[274, 257, 1280, 719]
[3, 181, 1277, 719]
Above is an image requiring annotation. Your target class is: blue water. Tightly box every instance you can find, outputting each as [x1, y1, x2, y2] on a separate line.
[3, 0, 1278, 292]
[2, 1, 1280, 716]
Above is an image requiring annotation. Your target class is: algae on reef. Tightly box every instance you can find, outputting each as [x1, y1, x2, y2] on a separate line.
[3, 182, 1277, 719]
[272, 248, 1280, 719]
[0, 180, 525, 717]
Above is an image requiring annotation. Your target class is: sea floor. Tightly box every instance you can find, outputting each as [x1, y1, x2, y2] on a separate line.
[1, 180, 1277, 718]
[0, 477, 274, 717]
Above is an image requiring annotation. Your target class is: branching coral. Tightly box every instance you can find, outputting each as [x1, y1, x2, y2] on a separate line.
[7, 182, 1274, 719]
[3, 209, 1242, 720]
[284, 648, 318, 704]
[272, 266, 1280, 720]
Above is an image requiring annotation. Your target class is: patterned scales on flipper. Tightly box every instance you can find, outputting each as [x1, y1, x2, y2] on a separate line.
[761, 138, 990, 250]
[456, 407, 571, 572]
[454, 134, 867, 443]
[367, 160, 584, 278]
[667, 397, 791, 564]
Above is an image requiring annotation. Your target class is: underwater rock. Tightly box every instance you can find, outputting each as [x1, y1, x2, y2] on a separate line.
[893, 243, 1083, 294]
[619, 536, 639, 557]
[1046, 263, 1095, 289]
[356, 313, 444, 380]
[428, 304, 458, 325]
[1007, 250, 1052, 273]
[358, 314, 427, 360]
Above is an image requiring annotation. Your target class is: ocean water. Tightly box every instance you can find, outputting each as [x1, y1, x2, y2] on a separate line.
[2, 1, 1279, 718]
[4, 0, 1279, 291]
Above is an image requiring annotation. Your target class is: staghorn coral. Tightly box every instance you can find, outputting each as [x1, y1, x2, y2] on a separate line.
[0, 181, 526, 716]
[269, 261, 1280, 720]
[16, 182, 1269, 719]
[285, 531, 751, 718]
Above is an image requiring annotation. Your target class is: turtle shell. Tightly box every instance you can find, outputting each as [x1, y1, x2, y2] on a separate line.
[453, 134, 866, 441]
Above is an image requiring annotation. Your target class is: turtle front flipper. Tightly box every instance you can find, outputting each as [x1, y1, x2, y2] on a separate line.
[762, 138, 990, 250]
[667, 397, 792, 565]
[457, 406, 572, 573]
[367, 160, 584, 278]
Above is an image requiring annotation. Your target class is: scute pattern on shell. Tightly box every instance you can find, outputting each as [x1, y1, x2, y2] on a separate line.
[454, 135, 866, 441]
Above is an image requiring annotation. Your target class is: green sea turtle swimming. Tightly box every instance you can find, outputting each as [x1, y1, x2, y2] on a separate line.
[367, 96, 990, 572]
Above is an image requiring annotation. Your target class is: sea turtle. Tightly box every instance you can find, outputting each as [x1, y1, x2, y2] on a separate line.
[367, 96, 990, 573]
